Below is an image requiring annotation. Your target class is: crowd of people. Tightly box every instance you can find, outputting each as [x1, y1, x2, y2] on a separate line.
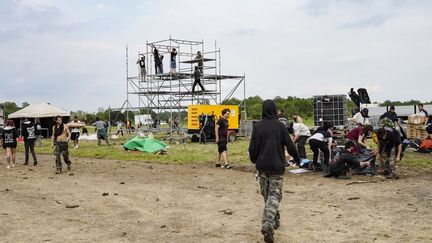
[245, 100, 432, 242]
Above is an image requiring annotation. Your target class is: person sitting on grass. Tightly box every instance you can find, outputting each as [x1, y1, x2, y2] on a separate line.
[324, 141, 371, 179]
[92, 117, 110, 146]
[215, 108, 231, 169]
[346, 124, 373, 154]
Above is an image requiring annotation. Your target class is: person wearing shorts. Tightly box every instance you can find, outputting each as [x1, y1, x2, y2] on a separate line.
[2, 120, 18, 169]
[70, 116, 81, 149]
[215, 108, 231, 169]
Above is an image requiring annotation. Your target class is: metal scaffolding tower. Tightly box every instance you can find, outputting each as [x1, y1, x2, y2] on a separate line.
[124, 37, 246, 133]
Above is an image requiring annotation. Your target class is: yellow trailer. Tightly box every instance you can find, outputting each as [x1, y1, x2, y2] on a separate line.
[188, 104, 239, 142]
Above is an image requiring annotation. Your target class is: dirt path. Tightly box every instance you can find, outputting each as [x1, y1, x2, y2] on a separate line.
[0, 153, 431, 243]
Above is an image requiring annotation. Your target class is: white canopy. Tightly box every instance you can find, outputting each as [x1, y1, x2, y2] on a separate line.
[8, 103, 70, 119]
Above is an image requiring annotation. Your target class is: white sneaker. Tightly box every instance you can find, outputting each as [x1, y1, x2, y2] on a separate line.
[6, 165, 10, 169]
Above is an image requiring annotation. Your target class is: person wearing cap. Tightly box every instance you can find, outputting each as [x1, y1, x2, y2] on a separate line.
[349, 108, 370, 126]
[417, 103, 429, 125]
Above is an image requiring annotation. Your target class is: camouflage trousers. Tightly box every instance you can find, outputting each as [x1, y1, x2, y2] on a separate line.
[259, 172, 283, 229]
[55, 142, 71, 170]
[379, 148, 396, 173]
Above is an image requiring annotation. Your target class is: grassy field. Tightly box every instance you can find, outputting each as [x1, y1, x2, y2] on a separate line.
[16, 136, 251, 165]
[13, 132, 432, 169]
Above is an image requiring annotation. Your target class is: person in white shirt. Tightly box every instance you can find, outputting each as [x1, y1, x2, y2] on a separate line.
[349, 108, 369, 126]
[292, 122, 311, 160]
[70, 116, 81, 149]
[309, 122, 333, 171]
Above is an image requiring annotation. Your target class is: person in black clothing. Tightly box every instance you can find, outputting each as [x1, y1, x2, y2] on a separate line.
[192, 66, 205, 93]
[195, 51, 204, 74]
[2, 119, 18, 169]
[215, 108, 231, 168]
[276, 109, 289, 128]
[324, 141, 371, 179]
[379, 106, 401, 127]
[374, 128, 402, 179]
[152, 45, 162, 74]
[249, 100, 300, 243]
[22, 118, 38, 166]
[136, 55, 146, 78]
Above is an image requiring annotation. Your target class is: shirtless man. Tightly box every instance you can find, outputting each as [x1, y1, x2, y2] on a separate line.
[52, 115, 72, 174]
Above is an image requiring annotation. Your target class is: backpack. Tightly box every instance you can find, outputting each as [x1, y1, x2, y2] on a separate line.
[420, 138, 432, 150]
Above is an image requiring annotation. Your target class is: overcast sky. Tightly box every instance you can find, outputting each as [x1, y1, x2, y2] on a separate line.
[1, 0, 431, 112]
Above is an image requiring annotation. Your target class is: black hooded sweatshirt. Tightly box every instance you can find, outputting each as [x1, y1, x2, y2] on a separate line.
[249, 100, 300, 175]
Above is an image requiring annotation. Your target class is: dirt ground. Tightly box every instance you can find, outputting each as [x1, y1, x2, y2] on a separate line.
[1, 153, 432, 243]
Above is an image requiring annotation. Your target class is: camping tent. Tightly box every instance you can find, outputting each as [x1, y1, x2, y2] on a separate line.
[8, 103, 69, 118]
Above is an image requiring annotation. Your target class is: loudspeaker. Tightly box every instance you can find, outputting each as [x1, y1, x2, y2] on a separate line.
[357, 88, 371, 104]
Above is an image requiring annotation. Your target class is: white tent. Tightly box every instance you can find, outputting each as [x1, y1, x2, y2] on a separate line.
[8, 103, 70, 119]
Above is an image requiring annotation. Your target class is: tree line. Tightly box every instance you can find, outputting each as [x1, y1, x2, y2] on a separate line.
[2, 98, 431, 124]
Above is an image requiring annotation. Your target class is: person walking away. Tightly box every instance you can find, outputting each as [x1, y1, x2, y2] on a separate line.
[22, 118, 38, 166]
[136, 55, 146, 79]
[169, 48, 177, 74]
[70, 116, 81, 149]
[417, 103, 429, 125]
[215, 109, 231, 169]
[248, 100, 300, 243]
[52, 115, 72, 174]
[292, 121, 311, 160]
[192, 66, 205, 93]
[1, 120, 18, 169]
[195, 51, 204, 74]
[92, 117, 110, 145]
[324, 141, 371, 179]
[115, 121, 124, 136]
[346, 125, 373, 154]
[308, 122, 333, 171]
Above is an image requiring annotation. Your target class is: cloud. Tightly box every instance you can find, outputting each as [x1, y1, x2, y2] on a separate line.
[338, 15, 390, 29]
[1, 0, 432, 112]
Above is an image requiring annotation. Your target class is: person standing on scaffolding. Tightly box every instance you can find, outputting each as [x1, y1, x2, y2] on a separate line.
[136, 55, 146, 79]
[151, 45, 162, 74]
[168, 47, 177, 75]
[195, 51, 204, 74]
[192, 66, 205, 93]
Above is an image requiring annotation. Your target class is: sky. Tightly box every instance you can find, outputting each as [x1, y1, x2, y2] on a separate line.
[1, 0, 431, 112]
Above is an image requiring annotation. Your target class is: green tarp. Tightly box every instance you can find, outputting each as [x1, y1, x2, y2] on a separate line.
[123, 137, 168, 153]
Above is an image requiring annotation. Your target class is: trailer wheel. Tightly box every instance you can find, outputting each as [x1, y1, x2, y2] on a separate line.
[228, 132, 236, 143]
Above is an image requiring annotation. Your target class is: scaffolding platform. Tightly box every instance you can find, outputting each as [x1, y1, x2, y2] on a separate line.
[123, 37, 246, 133]
[181, 58, 216, 64]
